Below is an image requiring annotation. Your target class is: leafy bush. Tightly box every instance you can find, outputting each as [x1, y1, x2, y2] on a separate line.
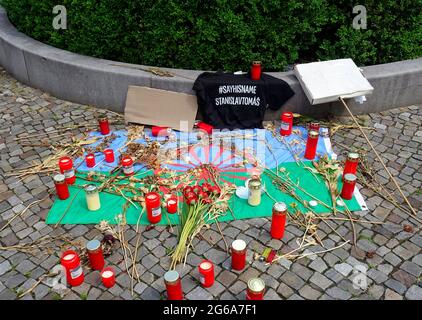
[1, 0, 421, 71]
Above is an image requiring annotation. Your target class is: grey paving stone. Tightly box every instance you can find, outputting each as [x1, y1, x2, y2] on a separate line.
[310, 272, 334, 290]
[385, 288, 403, 300]
[385, 279, 407, 295]
[186, 286, 213, 300]
[280, 271, 305, 291]
[0, 261, 11, 276]
[405, 285, 422, 300]
[400, 261, 422, 277]
[298, 285, 322, 300]
[326, 286, 352, 300]
[334, 263, 353, 277]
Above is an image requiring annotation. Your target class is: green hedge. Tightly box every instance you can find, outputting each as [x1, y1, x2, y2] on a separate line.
[1, 0, 421, 71]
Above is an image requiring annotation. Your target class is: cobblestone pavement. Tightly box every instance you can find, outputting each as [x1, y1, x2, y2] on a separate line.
[0, 66, 421, 300]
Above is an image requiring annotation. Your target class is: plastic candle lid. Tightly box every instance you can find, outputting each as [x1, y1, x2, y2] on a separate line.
[308, 130, 319, 138]
[273, 202, 287, 211]
[248, 278, 265, 292]
[235, 186, 249, 199]
[232, 239, 246, 251]
[59, 157, 71, 165]
[164, 270, 180, 283]
[102, 270, 114, 278]
[86, 239, 101, 251]
[200, 261, 213, 270]
[168, 199, 177, 205]
[53, 174, 66, 183]
[85, 184, 97, 193]
[344, 173, 357, 182]
[63, 253, 75, 261]
[348, 152, 359, 160]
[309, 200, 318, 207]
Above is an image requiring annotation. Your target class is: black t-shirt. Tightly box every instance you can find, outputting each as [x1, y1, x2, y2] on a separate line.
[193, 72, 294, 130]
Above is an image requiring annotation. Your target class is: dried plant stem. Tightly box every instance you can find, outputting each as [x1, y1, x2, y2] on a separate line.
[54, 189, 83, 228]
[1, 196, 47, 232]
[17, 272, 59, 299]
[339, 97, 418, 218]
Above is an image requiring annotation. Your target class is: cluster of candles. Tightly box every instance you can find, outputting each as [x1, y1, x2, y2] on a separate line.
[278, 113, 360, 200]
[164, 238, 266, 300]
[61, 239, 116, 288]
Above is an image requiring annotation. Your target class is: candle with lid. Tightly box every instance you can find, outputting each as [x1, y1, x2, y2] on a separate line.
[85, 184, 101, 211]
[85, 153, 96, 168]
[309, 122, 320, 132]
[164, 270, 183, 300]
[53, 174, 69, 200]
[104, 149, 115, 163]
[98, 116, 110, 135]
[146, 192, 162, 224]
[231, 239, 247, 271]
[248, 178, 262, 206]
[196, 122, 214, 135]
[341, 173, 357, 200]
[58, 156, 76, 185]
[86, 239, 105, 270]
[61, 250, 84, 287]
[246, 278, 265, 300]
[198, 260, 214, 288]
[101, 267, 116, 288]
[280, 112, 294, 136]
[250, 61, 262, 80]
[271, 202, 287, 240]
[343, 152, 359, 177]
[121, 156, 134, 176]
[304, 130, 319, 160]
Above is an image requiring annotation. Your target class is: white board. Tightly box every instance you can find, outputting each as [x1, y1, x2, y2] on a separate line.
[294, 58, 374, 105]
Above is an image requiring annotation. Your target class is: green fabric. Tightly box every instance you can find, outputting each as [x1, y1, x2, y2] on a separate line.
[46, 162, 361, 225]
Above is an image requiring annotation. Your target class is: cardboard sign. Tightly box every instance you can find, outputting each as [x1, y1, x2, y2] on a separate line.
[294, 58, 374, 105]
[124, 86, 198, 131]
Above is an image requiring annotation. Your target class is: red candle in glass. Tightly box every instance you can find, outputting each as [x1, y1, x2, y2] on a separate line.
[304, 130, 319, 160]
[104, 149, 115, 163]
[246, 278, 265, 300]
[58, 156, 76, 185]
[86, 239, 104, 270]
[280, 112, 294, 136]
[101, 267, 116, 288]
[271, 202, 287, 240]
[196, 122, 214, 135]
[146, 192, 162, 224]
[343, 152, 359, 177]
[164, 270, 183, 300]
[341, 173, 357, 200]
[231, 239, 247, 271]
[98, 116, 110, 135]
[85, 153, 96, 168]
[166, 197, 178, 214]
[250, 61, 262, 80]
[53, 174, 69, 200]
[121, 156, 134, 176]
[309, 122, 320, 132]
[198, 260, 214, 288]
[152, 126, 169, 137]
[61, 250, 84, 287]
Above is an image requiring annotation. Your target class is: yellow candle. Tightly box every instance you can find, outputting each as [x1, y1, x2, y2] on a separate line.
[85, 185, 101, 211]
[248, 178, 261, 206]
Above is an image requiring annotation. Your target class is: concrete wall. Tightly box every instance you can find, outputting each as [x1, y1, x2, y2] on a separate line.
[1, 6, 421, 118]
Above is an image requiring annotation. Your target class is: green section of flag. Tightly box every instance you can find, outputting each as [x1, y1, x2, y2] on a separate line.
[46, 162, 361, 225]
